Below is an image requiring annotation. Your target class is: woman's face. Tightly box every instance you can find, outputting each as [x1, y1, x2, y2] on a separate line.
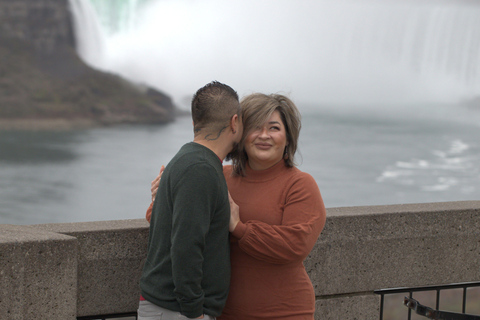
[244, 110, 288, 171]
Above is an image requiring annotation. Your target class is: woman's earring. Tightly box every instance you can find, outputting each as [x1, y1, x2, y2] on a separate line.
[284, 147, 288, 160]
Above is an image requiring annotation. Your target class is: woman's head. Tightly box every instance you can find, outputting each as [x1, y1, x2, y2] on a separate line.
[230, 93, 301, 176]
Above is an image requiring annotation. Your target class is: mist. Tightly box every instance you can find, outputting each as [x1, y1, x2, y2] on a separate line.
[73, 0, 480, 111]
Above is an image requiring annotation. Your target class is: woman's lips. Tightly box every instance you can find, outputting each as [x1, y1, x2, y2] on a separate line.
[255, 143, 272, 150]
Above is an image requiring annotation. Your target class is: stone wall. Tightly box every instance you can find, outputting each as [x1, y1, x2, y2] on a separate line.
[1, 201, 479, 319]
[0, 0, 75, 54]
[0, 224, 78, 319]
[308, 201, 480, 319]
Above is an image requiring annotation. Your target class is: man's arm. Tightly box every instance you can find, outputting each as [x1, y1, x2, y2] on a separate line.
[170, 163, 219, 318]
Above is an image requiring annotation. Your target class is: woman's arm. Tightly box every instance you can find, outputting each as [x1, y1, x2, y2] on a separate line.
[146, 165, 164, 223]
[231, 174, 326, 264]
[228, 191, 240, 232]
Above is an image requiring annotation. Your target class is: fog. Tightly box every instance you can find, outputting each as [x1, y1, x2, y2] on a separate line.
[72, 0, 480, 110]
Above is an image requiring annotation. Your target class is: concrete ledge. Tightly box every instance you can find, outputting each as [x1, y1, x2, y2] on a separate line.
[33, 219, 149, 317]
[2, 201, 479, 319]
[305, 200, 480, 319]
[0, 224, 77, 320]
[307, 201, 480, 294]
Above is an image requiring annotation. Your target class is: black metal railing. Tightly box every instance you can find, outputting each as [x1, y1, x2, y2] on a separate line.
[374, 281, 480, 320]
[77, 312, 137, 320]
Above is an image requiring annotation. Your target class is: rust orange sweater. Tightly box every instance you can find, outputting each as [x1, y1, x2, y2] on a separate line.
[146, 160, 326, 320]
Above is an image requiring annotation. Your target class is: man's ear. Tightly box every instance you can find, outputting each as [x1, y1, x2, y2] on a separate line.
[230, 114, 239, 133]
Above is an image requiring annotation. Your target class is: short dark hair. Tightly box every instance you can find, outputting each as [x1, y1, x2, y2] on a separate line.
[191, 81, 240, 136]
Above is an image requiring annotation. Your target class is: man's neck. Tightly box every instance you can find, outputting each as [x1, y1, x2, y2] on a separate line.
[193, 138, 230, 161]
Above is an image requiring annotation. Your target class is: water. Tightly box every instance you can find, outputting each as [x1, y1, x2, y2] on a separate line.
[1, 105, 479, 225]
[0, 118, 191, 225]
[3, 1, 480, 225]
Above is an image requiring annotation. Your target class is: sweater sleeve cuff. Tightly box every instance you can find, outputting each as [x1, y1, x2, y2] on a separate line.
[231, 221, 247, 239]
[146, 202, 153, 223]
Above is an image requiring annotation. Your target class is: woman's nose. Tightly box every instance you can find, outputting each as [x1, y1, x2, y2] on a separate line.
[258, 127, 269, 138]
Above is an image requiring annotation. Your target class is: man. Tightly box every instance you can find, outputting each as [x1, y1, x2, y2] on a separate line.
[138, 81, 242, 320]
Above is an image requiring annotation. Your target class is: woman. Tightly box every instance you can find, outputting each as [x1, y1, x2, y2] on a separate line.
[147, 93, 326, 320]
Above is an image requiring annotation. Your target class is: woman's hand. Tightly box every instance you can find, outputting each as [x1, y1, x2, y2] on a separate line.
[151, 165, 164, 202]
[229, 192, 240, 232]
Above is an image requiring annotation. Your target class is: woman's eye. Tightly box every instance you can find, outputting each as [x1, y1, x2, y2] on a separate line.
[270, 126, 280, 131]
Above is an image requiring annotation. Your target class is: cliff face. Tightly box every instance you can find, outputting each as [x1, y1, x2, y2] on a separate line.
[0, 0, 175, 129]
[0, 0, 76, 54]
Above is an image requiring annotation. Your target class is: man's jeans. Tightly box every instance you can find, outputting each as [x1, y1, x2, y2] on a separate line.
[137, 300, 216, 320]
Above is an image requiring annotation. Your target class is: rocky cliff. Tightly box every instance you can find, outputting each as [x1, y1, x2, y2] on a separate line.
[0, 0, 175, 129]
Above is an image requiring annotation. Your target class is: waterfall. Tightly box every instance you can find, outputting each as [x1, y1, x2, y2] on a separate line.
[69, 0, 480, 108]
[88, 0, 151, 35]
[68, 0, 105, 68]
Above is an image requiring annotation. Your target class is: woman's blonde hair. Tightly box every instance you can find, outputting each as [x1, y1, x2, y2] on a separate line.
[230, 93, 301, 176]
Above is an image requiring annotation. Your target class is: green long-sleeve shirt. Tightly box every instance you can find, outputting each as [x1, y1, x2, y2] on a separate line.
[140, 142, 230, 318]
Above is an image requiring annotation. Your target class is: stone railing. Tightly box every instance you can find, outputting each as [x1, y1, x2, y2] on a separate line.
[1, 201, 479, 319]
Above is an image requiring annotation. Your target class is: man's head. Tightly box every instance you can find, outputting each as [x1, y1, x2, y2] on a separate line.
[191, 81, 241, 139]
[191, 81, 243, 156]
